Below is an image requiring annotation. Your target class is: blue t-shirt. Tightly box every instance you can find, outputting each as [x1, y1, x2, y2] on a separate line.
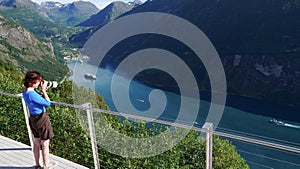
[22, 89, 51, 115]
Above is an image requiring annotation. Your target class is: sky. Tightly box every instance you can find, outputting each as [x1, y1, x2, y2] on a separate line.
[31, 0, 146, 9]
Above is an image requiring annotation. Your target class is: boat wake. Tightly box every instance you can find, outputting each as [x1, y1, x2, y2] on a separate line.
[137, 99, 145, 103]
[269, 119, 300, 129]
[284, 123, 300, 129]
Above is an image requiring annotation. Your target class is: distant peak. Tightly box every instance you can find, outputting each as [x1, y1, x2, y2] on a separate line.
[41, 1, 63, 8]
[111, 0, 142, 6]
[129, 0, 143, 5]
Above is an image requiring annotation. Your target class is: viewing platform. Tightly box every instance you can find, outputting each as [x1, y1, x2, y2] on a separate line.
[0, 135, 88, 169]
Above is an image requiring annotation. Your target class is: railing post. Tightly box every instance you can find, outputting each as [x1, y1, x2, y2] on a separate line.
[19, 94, 34, 149]
[83, 103, 100, 169]
[202, 122, 213, 169]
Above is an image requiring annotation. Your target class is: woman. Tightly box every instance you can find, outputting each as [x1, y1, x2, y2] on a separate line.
[22, 71, 57, 169]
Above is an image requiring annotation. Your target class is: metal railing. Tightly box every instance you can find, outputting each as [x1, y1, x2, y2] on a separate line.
[1, 91, 300, 169]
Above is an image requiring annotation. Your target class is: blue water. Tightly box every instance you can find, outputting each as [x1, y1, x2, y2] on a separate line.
[68, 61, 300, 169]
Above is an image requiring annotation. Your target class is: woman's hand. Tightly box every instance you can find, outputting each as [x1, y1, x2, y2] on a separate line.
[40, 81, 50, 92]
[40, 81, 50, 101]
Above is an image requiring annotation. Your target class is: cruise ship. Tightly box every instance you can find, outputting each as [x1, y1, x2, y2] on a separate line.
[84, 73, 96, 80]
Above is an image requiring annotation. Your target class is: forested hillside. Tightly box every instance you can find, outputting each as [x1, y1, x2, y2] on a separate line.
[0, 0, 91, 67]
[0, 13, 68, 80]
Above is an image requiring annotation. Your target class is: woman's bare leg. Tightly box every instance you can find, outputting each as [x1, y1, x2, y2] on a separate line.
[40, 139, 57, 168]
[33, 138, 41, 166]
[41, 139, 50, 167]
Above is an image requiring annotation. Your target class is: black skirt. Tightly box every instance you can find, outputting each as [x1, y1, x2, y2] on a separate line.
[29, 112, 54, 140]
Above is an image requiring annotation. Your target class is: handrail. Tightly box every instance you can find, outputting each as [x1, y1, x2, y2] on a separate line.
[213, 131, 300, 154]
[0, 91, 22, 98]
[1, 91, 300, 154]
[51, 100, 300, 154]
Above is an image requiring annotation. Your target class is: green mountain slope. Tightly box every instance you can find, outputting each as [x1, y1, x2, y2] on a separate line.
[77, 0, 141, 27]
[69, 0, 142, 46]
[0, 0, 90, 51]
[121, 0, 300, 54]
[0, 14, 68, 80]
[0, 0, 58, 38]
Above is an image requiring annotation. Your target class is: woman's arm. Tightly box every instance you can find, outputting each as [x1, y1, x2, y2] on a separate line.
[41, 90, 50, 102]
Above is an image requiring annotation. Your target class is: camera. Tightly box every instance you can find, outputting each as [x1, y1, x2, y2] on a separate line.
[42, 80, 58, 88]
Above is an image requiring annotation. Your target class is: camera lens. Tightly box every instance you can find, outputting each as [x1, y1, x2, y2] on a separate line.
[43, 81, 58, 88]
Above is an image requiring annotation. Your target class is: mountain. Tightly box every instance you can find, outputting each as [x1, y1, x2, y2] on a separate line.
[122, 0, 300, 54]
[0, 0, 93, 58]
[0, 0, 96, 40]
[41, 1, 99, 26]
[77, 0, 142, 27]
[69, 0, 142, 46]
[76, 0, 300, 109]
[0, 14, 68, 80]
[0, 0, 61, 38]
[0, 0, 17, 8]
[40, 1, 63, 8]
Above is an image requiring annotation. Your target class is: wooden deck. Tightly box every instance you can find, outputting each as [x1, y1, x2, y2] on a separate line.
[0, 136, 89, 169]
